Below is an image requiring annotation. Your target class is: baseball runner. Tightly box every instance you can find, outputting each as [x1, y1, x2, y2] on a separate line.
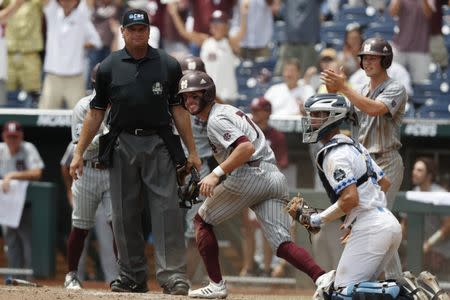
[321, 37, 407, 280]
[64, 65, 118, 289]
[298, 93, 402, 298]
[177, 71, 327, 299]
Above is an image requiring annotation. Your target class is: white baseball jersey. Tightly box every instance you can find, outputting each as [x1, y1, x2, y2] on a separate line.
[0, 142, 44, 176]
[322, 134, 386, 228]
[322, 134, 402, 288]
[207, 103, 276, 167]
[198, 104, 291, 250]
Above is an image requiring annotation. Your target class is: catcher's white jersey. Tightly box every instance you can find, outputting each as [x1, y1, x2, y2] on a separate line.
[322, 134, 386, 228]
[322, 134, 402, 289]
[207, 103, 276, 166]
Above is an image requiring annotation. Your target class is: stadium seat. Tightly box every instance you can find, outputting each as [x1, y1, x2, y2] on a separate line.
[363, 23, 395, 41]
[416, 102, 450, 119]
[336, 5, 378, 26]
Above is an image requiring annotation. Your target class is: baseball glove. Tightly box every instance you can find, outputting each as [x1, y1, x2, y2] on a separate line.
[285, 194, 321, 235]
[177, 166, 202, 209]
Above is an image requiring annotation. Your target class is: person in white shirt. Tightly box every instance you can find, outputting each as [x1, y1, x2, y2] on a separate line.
[39, 0, 102, 109]
[167, 1, 249, 104]
[264, 58, 315, 115]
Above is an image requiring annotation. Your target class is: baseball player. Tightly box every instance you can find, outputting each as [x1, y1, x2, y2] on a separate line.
[321, 37, 407, 280]
[300, 93, 402, 298]
[177, 71, 327, 299]
[64, 65, 118, 289]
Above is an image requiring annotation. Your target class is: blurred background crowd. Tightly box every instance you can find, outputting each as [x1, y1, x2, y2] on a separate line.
[0, 0, 450, 289]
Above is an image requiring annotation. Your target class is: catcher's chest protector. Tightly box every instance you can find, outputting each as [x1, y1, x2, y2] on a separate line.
[316, 137, 377, 204]
[330, 281, 413, 300]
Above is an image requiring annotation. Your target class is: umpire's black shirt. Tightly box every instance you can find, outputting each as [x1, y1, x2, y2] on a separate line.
[90, 46, 183, 130]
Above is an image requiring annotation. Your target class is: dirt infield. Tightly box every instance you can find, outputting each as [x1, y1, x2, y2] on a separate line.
[0, 282, 314, 300]
[0, 285, 313, 300]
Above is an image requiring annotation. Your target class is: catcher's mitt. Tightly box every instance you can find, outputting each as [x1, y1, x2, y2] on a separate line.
[177, 165, 202, 209]
[285, 194, 321, 235]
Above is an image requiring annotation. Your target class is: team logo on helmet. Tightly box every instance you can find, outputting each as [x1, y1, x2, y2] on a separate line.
[187, 61, 197, 70]
[364, 43, 371, 52]
[152, 82, 163, 95]
[383, 46, 388, 52]
[180, 79, 188, 90]
[200, 79, 207, 85]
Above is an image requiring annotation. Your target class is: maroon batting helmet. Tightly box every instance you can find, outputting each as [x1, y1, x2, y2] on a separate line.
[177, 71, 216, 114]
[179, 56, 206, 74]
[358, 37, 393, 69]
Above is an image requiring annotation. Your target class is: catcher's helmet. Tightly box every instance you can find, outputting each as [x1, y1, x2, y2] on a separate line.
[358, 37, 393, 69]
[302, 94, 350, 144]
[177, 71, 216, 114]
[179, 56, 206, 74]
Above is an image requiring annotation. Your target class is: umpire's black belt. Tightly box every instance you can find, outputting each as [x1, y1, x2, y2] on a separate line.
[124, 128, 158, 136]
[83, 160, 107, 170]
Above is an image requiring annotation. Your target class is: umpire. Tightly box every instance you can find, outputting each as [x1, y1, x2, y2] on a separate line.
[70, 9, 200, 295]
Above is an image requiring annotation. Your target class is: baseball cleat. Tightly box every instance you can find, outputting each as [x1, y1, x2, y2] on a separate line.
[188, 280, 228, 299]
[64, 271, 82, 290]
[417, 271, 450, 300]
[313, 270, 336, 300]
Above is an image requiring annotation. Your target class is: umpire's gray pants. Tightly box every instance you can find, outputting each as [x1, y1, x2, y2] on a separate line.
[110, 132, 187, 286]
[373, 150, 404, 279]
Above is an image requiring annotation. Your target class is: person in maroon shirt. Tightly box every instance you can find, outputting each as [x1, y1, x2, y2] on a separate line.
[239, 96, 289, 277]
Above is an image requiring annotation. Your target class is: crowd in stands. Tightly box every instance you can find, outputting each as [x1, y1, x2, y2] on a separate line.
[0, 0, 449, 118]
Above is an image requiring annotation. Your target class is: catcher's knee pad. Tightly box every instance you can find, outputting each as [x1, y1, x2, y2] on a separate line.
[193, 213, 217, 257]
[331, 281, 405, 300]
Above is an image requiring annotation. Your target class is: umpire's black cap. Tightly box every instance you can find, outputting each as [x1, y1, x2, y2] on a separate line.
[122, 9, 150, 27]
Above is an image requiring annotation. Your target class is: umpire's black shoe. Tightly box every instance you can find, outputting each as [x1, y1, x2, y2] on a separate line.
[110, 277, 148, 293]
[162, 280, 189, 295]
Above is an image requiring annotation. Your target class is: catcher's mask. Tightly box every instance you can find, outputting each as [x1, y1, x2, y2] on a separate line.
[302, 94, 353, 144]
[358, 37, 393, 69]
[177, 71, 216, 115]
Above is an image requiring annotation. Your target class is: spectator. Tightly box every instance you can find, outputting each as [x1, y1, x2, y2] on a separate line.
[304, 48, 338, 92]
[231, 0, 279, 60]
[86, 0, 122, 87]
[188, 0, 236, 55]
[274, 0, 322, 76]
[338, 23, 364, 78]
[0, 121, 44, 279]
[390, 0, 432, 84]
[4, 0, 41, 107]
[264, 58, 315, 115]
[39, 0, 102, 109]
[168, 2, 249, 103]
[239, 97, 289, 278]
[70, 9, 200, 294]
[428, 0, 449, 72]
[410, 157, 450, 274]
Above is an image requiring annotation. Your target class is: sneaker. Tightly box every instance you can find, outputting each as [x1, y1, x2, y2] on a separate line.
[163, 280, 189, 295]
[417, 271, 450, 300]
[110, 276, 148, 293]
[64, 271, 82, 290]
[188, 280, 228, 299]
[398, 271, 428, 300]
[313, 270, 336, 300]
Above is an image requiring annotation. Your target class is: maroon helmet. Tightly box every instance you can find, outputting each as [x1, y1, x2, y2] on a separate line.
[358, 37, 393, 69]
[179, 56, 206, 74]
[177, 71, 216, 114]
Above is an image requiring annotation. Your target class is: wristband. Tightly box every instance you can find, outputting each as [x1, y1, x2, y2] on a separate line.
[310, 213, 322, 227]
[212, 165, 225, 177]
[427, 230, 443, 246]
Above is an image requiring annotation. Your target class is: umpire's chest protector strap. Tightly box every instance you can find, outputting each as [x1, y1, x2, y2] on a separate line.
[316, 137, 377, 204]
